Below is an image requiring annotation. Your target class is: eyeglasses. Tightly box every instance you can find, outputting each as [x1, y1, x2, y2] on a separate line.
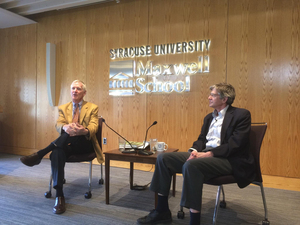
[209, 93, 219, 98]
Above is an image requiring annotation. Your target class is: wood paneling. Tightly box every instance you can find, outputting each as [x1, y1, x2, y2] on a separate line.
[0, 0, 299, 179]
[0, 24, 37, 155]
[147, 0, 228, 155]
[97, 0, 149, 152]
[227, 0, 300, 177]
[36, 7, 90, 150]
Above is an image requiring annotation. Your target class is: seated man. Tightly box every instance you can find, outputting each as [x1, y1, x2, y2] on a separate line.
[137, 83, 256, 225]
[20, 80, 103, 214]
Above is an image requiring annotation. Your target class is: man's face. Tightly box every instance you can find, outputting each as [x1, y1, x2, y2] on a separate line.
[71, 82, 86, 103]
[208, 88, 227, 111]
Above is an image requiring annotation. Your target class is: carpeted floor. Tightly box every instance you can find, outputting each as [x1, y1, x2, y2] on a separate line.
[0, 153, 299, 225]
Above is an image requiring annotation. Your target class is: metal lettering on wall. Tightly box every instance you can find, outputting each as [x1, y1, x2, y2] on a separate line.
[109, 39, 210, 96]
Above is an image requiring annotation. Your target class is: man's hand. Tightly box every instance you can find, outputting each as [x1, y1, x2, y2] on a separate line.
[187, 150, 213, 161]
[63, 123, 88, 136]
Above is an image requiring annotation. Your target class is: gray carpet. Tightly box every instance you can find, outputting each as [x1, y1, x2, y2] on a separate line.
[0, 153, 299, 225]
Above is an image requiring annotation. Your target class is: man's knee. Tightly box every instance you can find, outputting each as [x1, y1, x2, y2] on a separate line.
[156, 153, 164, 162]
[156, 152, 170, 166]
[182, 160, 192, 174]
[182, 159, 202, 177]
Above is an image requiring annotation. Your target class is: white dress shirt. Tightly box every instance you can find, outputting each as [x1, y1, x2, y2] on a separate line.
[189, 105, 229, 152]
[205, 105, 229, 148]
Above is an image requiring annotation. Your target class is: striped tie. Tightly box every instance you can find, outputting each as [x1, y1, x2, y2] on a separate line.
[72, 104, 79, 123]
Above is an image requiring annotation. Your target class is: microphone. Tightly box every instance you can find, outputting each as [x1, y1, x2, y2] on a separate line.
[142, 121, 158, 149]
[102, 118, 136, 151]
[103, 118, 157, 155]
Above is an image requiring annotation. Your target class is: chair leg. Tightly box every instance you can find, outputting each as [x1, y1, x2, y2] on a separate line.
[212, 185, 222, 225]
[220, 185, 226, 208]
[253, 182, 270, 225]
[89, 161, 92, 191]
[177, 206, 185, 219]
[45, 173, 53, 198]
[99, 163, 104, 184]
[84, 161, 93, 199]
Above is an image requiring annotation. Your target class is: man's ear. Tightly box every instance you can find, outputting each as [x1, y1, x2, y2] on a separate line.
[222, 97, 228, 103]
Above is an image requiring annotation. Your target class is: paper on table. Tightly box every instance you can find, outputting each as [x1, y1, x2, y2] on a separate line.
[125, 141, 149, 149]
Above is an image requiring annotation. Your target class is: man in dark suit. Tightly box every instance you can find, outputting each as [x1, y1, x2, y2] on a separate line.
[20, 80, 103, 214]
[137, 83, 255, 225]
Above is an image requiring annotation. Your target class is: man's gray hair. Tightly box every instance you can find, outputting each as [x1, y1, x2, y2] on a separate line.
[210, 83, 236, 105]
[71, 80, 86, 92]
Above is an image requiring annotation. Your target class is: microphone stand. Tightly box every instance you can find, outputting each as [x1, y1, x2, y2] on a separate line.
[102, 119, 137, 153]
[142, 121, 158, 149]
[103, 118, 157, 190]
[103, 119, 157, 156]
[133, 121, 157, 189]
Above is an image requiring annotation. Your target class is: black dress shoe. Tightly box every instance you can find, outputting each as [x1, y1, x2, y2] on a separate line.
[137, 209, 172, 224]
[53, 196, 66, 214]
[20, 153, 41, 167]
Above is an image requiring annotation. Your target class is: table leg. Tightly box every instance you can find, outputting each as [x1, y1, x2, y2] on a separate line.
[172, 174, 176, 197]
[105, 156, 110, 204]
[130, 162, 134, 189]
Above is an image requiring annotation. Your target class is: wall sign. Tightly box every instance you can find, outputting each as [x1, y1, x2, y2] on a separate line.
[109, 39, 210, 96]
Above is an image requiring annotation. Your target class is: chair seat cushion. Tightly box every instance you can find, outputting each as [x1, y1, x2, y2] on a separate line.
[205, 175, 236, 185]
[66, 152, 96, 162]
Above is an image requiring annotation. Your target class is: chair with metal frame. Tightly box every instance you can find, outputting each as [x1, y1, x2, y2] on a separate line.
[44, 117, 104, 199]
[177, 122, 269, 225]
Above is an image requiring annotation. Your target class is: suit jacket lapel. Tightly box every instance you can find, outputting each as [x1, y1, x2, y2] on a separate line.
[206, 116, 213, 134]
[221, 106, 234, 142]
[67, 102, 73, 124]
[79, 101, 88, 124]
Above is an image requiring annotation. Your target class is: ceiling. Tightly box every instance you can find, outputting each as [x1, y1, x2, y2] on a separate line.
[0, 0, 119, 29]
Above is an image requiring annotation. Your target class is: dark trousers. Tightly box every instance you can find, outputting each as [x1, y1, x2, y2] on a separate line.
[50, 132, 94, 189]
[149, 152, 232, 211]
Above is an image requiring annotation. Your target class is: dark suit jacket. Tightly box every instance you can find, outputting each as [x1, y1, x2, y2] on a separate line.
[191, 105, 255, 188]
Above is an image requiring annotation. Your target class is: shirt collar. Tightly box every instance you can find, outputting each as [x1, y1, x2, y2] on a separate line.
[212, 105, 229, 119]
[73, 100, 83, 109]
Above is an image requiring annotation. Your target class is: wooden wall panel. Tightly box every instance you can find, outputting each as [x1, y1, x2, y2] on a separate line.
[35, 9, 90, 150]
[0, 25, 37, 154]
[227, 0, 300, 177]
[146, 0, 228, 152]
[100, 0, 149, 152]
[33, 0, 149, 153]
[0, 0, 299, 178]
[83, 0, 149, 152]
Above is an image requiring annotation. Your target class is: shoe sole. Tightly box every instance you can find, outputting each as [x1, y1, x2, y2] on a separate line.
[137, 218, 172, 224]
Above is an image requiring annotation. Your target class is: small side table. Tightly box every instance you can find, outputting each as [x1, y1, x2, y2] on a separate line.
[104, 148, 179, 205]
